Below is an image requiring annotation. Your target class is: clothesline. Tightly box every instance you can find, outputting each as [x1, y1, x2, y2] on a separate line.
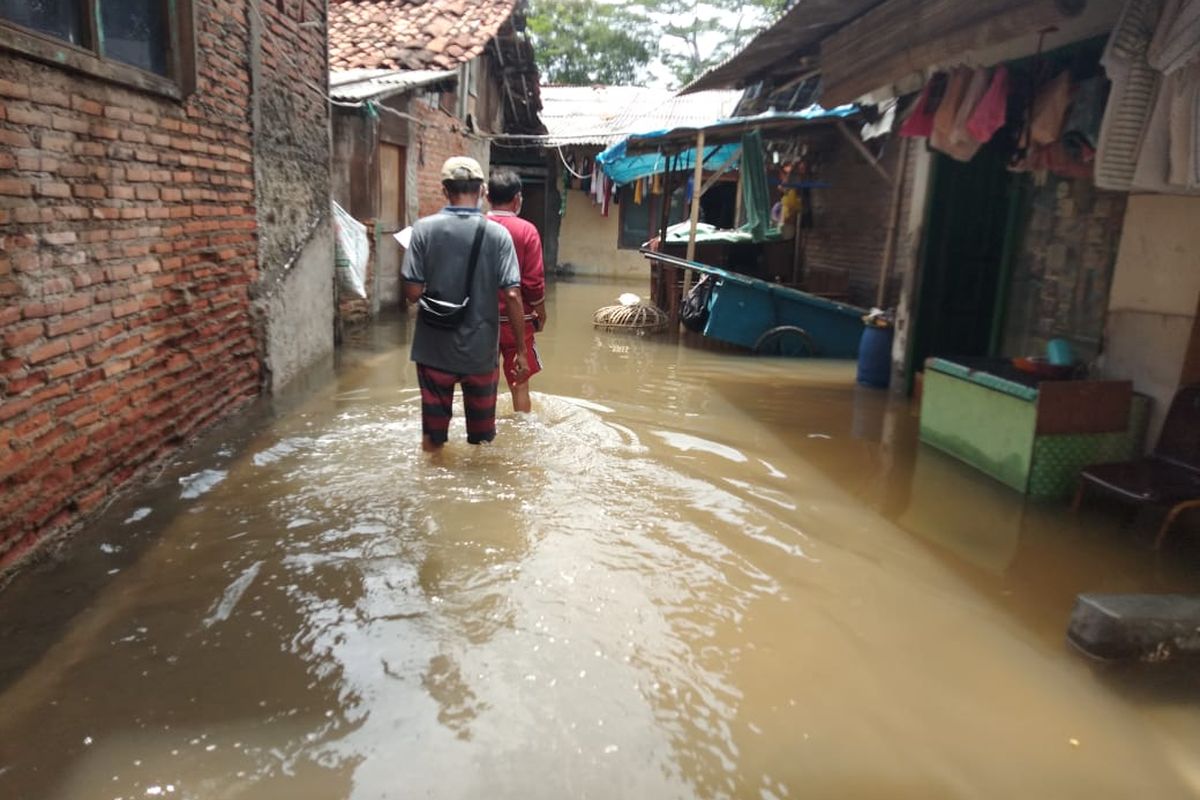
[556, 145, 591, 180]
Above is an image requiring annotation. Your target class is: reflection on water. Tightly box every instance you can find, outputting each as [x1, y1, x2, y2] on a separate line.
[1, 279, 1199, 799]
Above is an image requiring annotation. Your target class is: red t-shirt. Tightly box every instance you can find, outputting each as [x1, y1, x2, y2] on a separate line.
[488, 211, 545, 319]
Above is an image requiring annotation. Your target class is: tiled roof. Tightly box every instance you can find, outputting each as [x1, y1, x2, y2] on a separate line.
[538, 86, 743, 146]
[329, 0, 519, 71]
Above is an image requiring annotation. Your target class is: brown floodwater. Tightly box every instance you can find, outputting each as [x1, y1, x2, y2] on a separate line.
[2, 279, 1199, 799]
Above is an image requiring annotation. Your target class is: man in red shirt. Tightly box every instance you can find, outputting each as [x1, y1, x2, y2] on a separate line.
[487, 169, 546, 413]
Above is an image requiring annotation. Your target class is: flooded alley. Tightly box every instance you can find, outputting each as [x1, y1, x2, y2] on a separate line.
[1, 280, 1199, 800]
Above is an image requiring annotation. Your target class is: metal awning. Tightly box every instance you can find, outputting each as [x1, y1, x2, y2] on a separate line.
[681, 0, 886, 94]
[595, 106, 857, 187]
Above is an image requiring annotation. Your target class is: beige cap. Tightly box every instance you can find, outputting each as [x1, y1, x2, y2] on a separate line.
[441, 156, 484, 181]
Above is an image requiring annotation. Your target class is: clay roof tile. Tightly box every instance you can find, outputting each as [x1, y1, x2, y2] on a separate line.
[329, 0, 518, 71]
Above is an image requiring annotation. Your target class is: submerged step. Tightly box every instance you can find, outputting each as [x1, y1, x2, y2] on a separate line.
[1068, 593, 1200, 662]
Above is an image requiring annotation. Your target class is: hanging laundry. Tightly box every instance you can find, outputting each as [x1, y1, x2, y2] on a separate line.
[1030, 70, 1073, 145]
[943, 67, 991, 161]
[966, 65, 1011, 143]
[1147, 0, 1200, 75]
[899, 72, 947, 137]
[651, 171, 663, 195]
[634, 177, 644, 204]
[1062, 76, 1109, 147]
[1146, 0, 1200, 190]
[862, 98, 898, 140]
[600, 178, 611, 217]
[930, 68, 970, 153]
[1095, 0, 1166, 191]
[1166, 61, 1200, 186]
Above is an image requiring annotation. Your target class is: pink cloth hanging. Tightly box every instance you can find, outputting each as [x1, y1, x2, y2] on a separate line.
[899, 78, 938, 137]
[966, 65, 1010, 143]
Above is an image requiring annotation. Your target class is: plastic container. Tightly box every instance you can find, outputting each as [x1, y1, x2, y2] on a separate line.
[1046, 338, 1075, 366]
[857, 324, 893, 388]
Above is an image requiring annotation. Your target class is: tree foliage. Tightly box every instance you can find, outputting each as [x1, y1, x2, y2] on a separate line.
[527, 0, 658, 85]
[650, 0, 789, 87]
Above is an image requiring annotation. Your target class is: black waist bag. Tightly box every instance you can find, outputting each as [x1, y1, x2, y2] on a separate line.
[419, 215, 486, 330]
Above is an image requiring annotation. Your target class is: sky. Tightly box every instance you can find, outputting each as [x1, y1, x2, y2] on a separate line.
[612, 1, 779, 89]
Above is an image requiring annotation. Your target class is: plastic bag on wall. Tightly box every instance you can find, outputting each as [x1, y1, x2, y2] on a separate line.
[332, 201, 368, 298]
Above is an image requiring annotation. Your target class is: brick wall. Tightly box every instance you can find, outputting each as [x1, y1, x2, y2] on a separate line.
[0, 0, 328, 572]
[410, 94, 490, 219]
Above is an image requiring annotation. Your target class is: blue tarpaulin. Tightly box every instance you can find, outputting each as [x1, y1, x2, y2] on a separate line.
[595, 105, 858, 186]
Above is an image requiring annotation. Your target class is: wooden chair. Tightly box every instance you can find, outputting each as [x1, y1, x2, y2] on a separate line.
[1072, 385, 1200, 548]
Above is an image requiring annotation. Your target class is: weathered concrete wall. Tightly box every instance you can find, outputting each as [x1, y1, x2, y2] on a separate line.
[558, 189, 646, 278]
[1001, 177, 1126, 362]
[0, 0, 330, 573]
[252, 0, 333, 391]
[265, 224, 336, 393]
[803, 133, 905, 308]
[1101, 194, 1200, 438]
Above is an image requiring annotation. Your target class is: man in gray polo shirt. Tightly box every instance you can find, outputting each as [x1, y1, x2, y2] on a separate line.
[402, 156, 528, 451]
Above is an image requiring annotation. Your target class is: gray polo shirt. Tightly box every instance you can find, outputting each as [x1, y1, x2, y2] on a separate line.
[402, 207, 520, 375]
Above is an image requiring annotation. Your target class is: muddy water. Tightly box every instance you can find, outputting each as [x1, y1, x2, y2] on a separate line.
[1, 279, 1199, 799]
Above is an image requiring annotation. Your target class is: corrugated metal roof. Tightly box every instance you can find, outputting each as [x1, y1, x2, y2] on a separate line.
[329, 69, 457, 103]
[536, 85, 743, 146]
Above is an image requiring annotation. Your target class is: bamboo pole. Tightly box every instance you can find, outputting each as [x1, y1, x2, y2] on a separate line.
[734, 164, 744, 228]
[683, 129, 706, 296]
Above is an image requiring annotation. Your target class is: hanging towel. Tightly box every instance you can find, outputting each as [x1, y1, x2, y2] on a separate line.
[740, 130, 774, 243]
[634, 177, 643, 204]
[930, 68, 970, 153]
[966, 65, 1011, 143]
[651, 171, 663, 195]
[1095, 0, 1167, 190]
[943, 67, 991, 161]
[1031, 70, 1073, 145]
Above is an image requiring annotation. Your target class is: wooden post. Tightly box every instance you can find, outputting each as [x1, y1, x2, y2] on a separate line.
[683, 130, 706, 296]
[877, 137, 909, 308]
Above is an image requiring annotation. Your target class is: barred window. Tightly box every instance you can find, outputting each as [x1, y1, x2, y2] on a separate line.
[0, 0, 191, 96]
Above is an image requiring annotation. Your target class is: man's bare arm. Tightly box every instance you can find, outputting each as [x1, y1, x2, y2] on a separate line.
[502, 286, 529, 376]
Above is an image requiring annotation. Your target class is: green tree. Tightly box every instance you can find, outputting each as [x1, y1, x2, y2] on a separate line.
[651, 0, 789, 87]
[527, 0, 658, 85]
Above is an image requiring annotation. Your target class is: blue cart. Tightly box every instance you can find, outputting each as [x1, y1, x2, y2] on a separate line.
[644, 251, 867, 358]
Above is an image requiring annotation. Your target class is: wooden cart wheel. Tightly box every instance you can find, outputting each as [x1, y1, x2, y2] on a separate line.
[753, 325, 817, 357]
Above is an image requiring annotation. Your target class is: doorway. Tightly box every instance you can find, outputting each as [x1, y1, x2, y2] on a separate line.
[909, 143, 1023, 382]
[377, 143, 407, 310]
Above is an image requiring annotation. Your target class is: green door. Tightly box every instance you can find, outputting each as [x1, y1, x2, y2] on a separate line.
[910, 144, 1022, 382]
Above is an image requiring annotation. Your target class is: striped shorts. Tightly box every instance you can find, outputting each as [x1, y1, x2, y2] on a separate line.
[416, 364, 500, 445]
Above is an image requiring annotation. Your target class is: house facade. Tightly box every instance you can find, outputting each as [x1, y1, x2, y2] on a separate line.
[328, 0, 542, 318]
[686, 0, 1200, 441]
[531, 85, 742, 279]
[0, 1, 334, 573]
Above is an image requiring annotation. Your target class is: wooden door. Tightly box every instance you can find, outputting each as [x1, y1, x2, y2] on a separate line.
[378, 143, 406, 309]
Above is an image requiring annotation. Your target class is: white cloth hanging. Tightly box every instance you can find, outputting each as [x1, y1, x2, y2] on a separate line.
[1095, 0, 1165, 190]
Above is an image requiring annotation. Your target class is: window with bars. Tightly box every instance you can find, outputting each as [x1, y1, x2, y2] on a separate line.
[0, 0, 191, 96]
